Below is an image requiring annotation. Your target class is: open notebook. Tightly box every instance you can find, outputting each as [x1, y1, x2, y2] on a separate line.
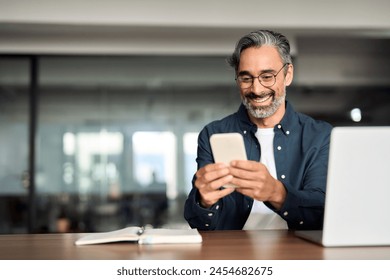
[75, 226, 202, 245]
[295, 126, 390, 247]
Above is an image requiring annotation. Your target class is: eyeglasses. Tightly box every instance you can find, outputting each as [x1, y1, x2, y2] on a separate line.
[235, 63, 289, 89]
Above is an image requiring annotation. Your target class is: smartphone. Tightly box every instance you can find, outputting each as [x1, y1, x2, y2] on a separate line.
[210, 133, 247, 188]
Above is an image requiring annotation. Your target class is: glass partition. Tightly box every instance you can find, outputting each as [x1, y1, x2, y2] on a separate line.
[33, 55, 236, 233]
[2, 54, 388, 234]
[0, 57, 30, 233]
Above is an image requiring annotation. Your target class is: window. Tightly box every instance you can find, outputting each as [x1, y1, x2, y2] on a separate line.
[133, 131, 176, 199]
[183, 132, 198, 193]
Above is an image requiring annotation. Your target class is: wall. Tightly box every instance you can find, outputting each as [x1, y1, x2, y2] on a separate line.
[0, 0, 390, 55]
[1, 0, 390, 87]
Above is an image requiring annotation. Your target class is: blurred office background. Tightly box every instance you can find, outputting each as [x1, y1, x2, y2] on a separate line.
[0, 0, 389, 234]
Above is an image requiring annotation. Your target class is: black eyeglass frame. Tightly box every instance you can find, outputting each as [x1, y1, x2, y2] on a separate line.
[235, 63, 289, 89]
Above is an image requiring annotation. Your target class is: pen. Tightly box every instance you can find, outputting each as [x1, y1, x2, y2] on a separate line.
[137, 227, 145, 235]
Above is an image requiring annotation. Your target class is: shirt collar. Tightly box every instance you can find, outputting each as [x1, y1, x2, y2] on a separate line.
[237, 103, 257, 134]
[278, 100, 297, 136]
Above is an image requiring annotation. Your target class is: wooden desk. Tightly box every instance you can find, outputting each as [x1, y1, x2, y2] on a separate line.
[0, 230, 389, 260]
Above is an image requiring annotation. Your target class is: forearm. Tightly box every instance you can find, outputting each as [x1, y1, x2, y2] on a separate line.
[267, 182, 325, 230]
[184, 188, 221, 230]
[184, 188, 252, 230]
[268, 179, 287, 210]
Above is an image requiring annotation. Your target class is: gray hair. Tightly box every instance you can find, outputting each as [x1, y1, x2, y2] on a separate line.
[227, 30, 292, 74]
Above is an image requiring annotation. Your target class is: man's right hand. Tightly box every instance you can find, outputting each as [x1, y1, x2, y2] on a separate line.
[194, 163, 235, 208]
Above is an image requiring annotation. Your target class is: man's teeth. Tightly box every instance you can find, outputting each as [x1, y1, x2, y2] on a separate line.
[253, 95, 271, 103]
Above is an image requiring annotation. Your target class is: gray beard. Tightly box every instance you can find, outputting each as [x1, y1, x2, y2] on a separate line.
[242, 93, 285, 119]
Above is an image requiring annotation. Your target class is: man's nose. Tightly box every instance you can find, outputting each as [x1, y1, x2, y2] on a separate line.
[251, 78, 267, 93]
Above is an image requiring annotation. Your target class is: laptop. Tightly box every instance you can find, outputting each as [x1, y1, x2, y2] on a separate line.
[295, 126, 390, 247]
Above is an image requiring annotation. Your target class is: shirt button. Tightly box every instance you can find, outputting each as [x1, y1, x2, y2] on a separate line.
[281, 174, 286, 179]
[277, 146, 282, 151]
[243, 130, 247, 134]
[283, 211, 288, 216]
[286, 131, 290, 135]
[205, 224, 209, 227]
[208, 213, 213, 217]
[277, 124, 282, 129]
[215, 205, 220, 210]
[299, 221, 304, 225]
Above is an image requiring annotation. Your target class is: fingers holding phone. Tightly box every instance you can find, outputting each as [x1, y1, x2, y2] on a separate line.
[229, 160, 286, 210]
[194, 163, 235, 208]
[194, 133, 247, 208]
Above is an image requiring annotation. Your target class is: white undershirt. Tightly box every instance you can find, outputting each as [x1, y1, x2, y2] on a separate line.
[243, 128, 288, 230]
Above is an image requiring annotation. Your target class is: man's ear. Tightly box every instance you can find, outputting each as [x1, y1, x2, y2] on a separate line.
[285, 64, 294, 86]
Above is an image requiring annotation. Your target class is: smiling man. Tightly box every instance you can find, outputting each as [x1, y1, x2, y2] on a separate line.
[184, 30, 333, 231]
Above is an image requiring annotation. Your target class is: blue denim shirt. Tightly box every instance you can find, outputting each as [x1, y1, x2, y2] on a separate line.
[184, 101, 332, 230]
